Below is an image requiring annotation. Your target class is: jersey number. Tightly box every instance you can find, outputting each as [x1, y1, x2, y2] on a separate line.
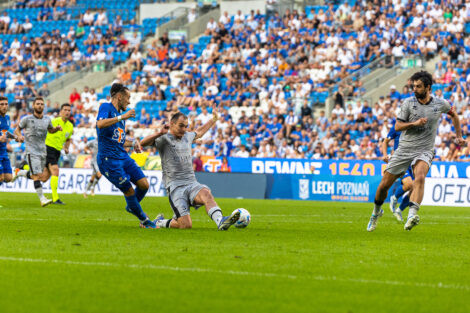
[112, 128, 125, 143]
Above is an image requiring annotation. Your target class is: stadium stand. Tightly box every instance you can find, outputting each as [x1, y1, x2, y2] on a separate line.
[5, 0, 470, 165]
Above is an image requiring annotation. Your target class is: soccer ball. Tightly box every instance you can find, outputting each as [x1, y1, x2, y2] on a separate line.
[233, 208, 251, 228]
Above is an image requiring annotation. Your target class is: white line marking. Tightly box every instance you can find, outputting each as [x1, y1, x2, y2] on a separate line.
[0, 256, 296, 280]
[0, 256, 468, 291]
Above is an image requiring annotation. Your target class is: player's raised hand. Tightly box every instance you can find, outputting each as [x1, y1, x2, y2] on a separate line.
[382, 155, 390, 163]
[55, 125, 63, 132]
[414, 118, 427, 127]
[16, 134, 24, 142]
[122, 109, 136, 120]
[159, 124, 169, 135]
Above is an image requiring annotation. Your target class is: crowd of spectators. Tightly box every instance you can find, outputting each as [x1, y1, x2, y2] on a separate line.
[5, 1, 470, 166]
[101, 2, 470, 162]
[0, 0, 153, 110]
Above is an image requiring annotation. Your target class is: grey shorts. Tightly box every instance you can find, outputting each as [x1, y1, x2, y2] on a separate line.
[385, 149, 435, 176]
[167, 182, 209, 219]
[27, 153, 46, 175]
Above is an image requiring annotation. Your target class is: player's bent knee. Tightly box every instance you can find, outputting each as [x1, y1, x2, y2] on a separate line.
[199, 188, 213, 201]
[135, 177, 149, 190]
[414, 175, 425, 184]
[123, 186, 135, 197]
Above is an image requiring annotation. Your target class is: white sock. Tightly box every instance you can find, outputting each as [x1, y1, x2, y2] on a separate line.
[86, 180, 93, 191]
[373, 203, 382, 215]
[208, 206, 223, 226]
[35, 187, 45, 201]
[91, 179, 98, 190]
[409, 202, 420, 217]
[156, 219, 172, 228]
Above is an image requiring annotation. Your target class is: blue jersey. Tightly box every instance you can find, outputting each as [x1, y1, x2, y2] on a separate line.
[96, 102, 127, 160]
[386, 124, 401, 151]
[0, 114, 11, 156]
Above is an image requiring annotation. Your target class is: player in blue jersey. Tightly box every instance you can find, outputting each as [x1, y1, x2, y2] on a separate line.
[381, 120, 413, 223]
[96, 83, 156, 229]
[0, 96, 17, 189]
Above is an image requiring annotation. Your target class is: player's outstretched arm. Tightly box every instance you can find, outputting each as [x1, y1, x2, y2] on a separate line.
[195, 104, 218, 140]
[448, 107, 465, 146]
[96, 109, 135, 129]
[140, 125, 169, 146]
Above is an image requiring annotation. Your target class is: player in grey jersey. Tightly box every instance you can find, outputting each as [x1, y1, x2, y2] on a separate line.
[12, 98, 62, 207]
[367, 71, 465, 232]
[83, 139, 102, 198]
[140, 108, 240, 230]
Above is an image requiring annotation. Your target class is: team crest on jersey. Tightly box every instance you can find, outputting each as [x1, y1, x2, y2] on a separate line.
[412, 105, 417, 110]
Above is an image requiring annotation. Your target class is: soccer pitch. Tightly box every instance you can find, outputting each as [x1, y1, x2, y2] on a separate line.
[0, 193, 469, 313]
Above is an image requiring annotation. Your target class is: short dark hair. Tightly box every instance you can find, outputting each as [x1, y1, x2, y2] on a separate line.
[60, 103, 71, 110]
[0, 96, 8, 102]
[33, 97, 44, 104]
[170, 112, 187, 123]
[410, 71, 433, 89]
[110, 83, 129, 97]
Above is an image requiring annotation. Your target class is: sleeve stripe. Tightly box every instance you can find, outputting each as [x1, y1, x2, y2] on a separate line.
[396, 118, 406, 122]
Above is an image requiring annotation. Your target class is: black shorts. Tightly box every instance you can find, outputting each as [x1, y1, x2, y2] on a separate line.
[46, 145, 61, 166]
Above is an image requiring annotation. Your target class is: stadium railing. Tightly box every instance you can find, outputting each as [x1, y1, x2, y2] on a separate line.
[364, 55, 425, 92]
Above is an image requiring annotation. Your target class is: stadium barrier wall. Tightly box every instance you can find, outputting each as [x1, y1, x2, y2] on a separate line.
[195, 172, 266, 199]
[2, 166, 470, 207]
[1, 169, 166, 197]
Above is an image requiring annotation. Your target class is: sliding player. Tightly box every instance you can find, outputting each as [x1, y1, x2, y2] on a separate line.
[140, 106, 240, 230]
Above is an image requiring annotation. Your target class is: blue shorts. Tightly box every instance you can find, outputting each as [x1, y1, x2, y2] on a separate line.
[0, 155, 12, 175]
[97, 155, 145, 192]
[402, 166, 414, 181]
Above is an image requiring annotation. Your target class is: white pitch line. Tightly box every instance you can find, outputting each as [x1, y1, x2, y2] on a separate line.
[0, 256, 296, 280]
[0, 256, 468, 292]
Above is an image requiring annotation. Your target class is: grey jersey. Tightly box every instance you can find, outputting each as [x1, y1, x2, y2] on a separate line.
[86, 139, 99, 162]
[397, 96, 451, 152]
[155, 132, 197, 189]
[19, 114, 52, 156]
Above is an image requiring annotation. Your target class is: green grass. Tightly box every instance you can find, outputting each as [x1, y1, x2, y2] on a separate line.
[0, 193, 469, 313]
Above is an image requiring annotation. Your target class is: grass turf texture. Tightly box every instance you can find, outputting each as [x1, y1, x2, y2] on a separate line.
[0, 193, 469, 313]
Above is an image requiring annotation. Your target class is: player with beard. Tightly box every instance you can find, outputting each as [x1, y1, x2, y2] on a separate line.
[13, 98, 62, 206]
[140, 106, 240, 230]
[367, 71, 465, 231]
